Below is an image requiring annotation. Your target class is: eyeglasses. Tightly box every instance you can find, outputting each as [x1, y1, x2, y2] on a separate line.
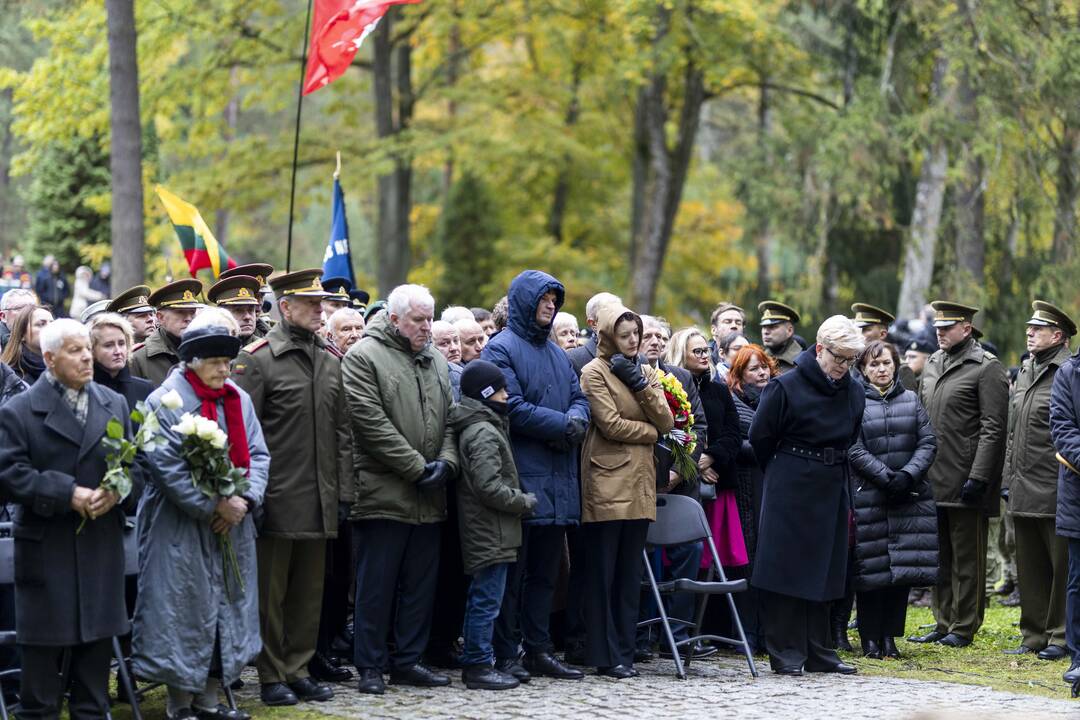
[690, 348, 710, 358]
[825, 347, 857, 367]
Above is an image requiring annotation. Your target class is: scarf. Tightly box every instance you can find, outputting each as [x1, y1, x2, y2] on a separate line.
[19, 346, 46, 383]
[184, 369, 251, 470]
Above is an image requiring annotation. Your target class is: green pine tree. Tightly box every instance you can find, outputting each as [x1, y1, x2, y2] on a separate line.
[435, 171, 501, 308]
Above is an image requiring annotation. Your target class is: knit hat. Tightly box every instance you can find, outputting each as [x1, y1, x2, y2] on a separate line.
[178, 325, 242, 362]
[460, 360, 506, 401]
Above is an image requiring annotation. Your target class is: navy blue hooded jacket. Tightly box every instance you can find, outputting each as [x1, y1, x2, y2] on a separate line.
[481, 270, 590, 525]
[1050, 352, 1080, 538]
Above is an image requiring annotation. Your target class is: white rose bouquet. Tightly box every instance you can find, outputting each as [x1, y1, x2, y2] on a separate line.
[81, 388, 181, 533]
[171, 411, 252, 597]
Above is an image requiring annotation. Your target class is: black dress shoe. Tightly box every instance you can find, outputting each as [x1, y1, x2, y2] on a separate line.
[1063, 660, 1080, 683]
[287, 677, 334, 702]
[356, 668, 385, 695]
[596, 664, 634, 679]
[390, 662, 452, 687]
[523, 652, 584, 680]
[309, 652, 353, 683]
[907, 630, 946, 643]
[860, 638, 882, 659]
[633, 648, 655, 663]
[193, 703, 251, 720]
[259, 682, 298, 707]
[660, 640, 718, 660]
[882, 637, 901, 659]
[807, 662, 857, 675]
[1003, 645, 1037, 655]
[937, 633, 972, 648]
[773, 665, 803, 676]
[494, 658, 531, 684]
[461, 664, 520, 690]
[1039, 645, 1069, 661]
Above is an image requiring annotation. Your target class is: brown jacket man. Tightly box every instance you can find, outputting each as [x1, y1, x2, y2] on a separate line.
[914, 301, 1008, 646]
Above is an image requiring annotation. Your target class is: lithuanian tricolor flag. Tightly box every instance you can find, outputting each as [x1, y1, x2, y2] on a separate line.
[155, 185, 237, 279]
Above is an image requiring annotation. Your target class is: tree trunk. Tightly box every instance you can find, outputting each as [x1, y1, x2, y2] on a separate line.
[215, 67, 239, 247]
[1053, 120, 1079, 262]
[105, 0, 144, 289]
[373, 9, 413, 295]
[547, 58, 582, 244]
[440, 13, 460, 199]
[0, 88, 13, 254]
[896, 55, 949, 319]
[952, 65, 984, 296]
[753, 82, 773, 298]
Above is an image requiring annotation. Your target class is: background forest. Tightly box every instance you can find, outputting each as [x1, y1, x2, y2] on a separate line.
[1, 0, 1078, 362]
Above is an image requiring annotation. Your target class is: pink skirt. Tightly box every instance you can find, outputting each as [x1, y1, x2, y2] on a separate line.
[700, 489, 749, 568]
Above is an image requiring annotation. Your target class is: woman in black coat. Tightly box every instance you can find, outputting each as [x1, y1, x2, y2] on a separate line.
[848, 340, 937, 659]
[749, 316, 866, 675]
[89, 313, 152, 411]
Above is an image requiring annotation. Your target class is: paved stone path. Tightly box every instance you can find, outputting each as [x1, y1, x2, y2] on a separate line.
[235, 655, 1079, 719]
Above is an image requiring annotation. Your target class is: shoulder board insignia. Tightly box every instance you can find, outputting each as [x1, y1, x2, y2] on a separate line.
[132, 342, 145, 352]
[243, 338, 270, 353]
[983, 351, 997, 361]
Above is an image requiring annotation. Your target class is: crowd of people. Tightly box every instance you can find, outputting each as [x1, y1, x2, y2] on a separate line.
[1, 259, 1080, 719]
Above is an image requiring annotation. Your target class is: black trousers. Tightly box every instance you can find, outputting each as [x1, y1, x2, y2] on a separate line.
[316, 521, 354, 657]
[761, 591, 840, 671]
[351, 520, 440, 671]
[18, 640, 112, 720]
[562, 525, 587, 653]
[855, 586, 909, 640]
[582, 519, 650, 668]
[426, 489, 468, 655]
[493, 524, 566, 659]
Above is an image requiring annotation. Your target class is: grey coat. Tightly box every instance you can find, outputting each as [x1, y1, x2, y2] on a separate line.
[131, 368, 270, 692]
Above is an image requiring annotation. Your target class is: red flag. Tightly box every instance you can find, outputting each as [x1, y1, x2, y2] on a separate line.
[302, 0, 421, 95]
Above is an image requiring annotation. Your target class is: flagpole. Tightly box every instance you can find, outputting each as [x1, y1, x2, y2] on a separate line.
[286, 0, 314, 273]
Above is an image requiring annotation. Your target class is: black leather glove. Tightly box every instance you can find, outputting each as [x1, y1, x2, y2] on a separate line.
[337, 501, 352, 526]
[565, 416, 588, 446]
[416, 460, 451, 491]
[960, 478, 988, 505]
[609, 353, 647, 391]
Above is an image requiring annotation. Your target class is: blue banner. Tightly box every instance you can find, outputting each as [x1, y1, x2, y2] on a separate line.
[322, 178, 355, 286]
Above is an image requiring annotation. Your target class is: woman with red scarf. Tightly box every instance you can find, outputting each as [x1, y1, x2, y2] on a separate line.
[132, 319, 270, 720]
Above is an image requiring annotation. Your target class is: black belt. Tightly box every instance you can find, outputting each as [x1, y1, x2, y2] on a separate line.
[779, 443, 847, 465]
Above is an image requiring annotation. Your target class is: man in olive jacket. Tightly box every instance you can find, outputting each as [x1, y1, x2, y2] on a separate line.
[1002, 302, 1075, 659]
[912, 301, 1008, 648]
[343, 283, 459, 695]
[232, 269, 353, 707]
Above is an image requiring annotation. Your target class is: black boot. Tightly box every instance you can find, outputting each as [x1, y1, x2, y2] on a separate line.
[461, 664, 520, 691]
[882, 637, 901, 659]
[830, 599, 853, 652]
[860, 638, 882, 659]
[309, 652, 353, 683]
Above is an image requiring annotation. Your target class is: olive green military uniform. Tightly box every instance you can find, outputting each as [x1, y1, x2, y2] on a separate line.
[129, 279, 203, 387]
[209, 274, 265, 345]
[1003, 303, 1075, 651]
[919, 302, 1009, 641]
[758, 300, 801, 375]
[231, 269, 353, 687]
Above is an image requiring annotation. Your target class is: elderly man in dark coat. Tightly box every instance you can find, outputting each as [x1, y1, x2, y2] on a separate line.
[481, 270, 590, 682]
[749, 316, 865, 675]
[0, 318, 139, 718]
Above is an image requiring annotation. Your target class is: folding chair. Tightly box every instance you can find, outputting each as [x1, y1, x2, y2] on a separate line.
[637, 494, 758, 679]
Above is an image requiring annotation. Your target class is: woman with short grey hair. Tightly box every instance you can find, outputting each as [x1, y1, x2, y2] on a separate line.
[748, 315, 866, 676]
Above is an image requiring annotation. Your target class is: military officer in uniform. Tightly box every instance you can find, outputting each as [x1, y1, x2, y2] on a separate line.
[1001, 302, 1074, 659]
[219, 263, 275, 337]
[903, 336, 936, 391]
[349, 289, 370, 313]
[758, 300, 801, 374]
[129, 279, 202, 387]
[910, 301, 1008, 648]
[232, 269, 353, 707]
[106, 285, 156, 343]
[208, 275, 264, 344]
[852, 303, 916, 390]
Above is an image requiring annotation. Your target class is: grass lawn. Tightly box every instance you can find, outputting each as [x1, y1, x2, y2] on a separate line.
[104, 681, 339, 720]
[837, 599, 1075, 699]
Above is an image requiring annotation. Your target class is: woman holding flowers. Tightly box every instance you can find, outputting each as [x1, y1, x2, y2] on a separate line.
[579, 305, 673, 678]
[133, 318, 269, 720]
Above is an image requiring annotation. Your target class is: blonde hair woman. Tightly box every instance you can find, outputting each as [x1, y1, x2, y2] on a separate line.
[90, 312, 153, 413]
[747, 315, 866, 676]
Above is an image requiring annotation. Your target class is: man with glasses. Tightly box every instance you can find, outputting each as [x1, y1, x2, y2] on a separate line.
[910, 301, 1008, 648]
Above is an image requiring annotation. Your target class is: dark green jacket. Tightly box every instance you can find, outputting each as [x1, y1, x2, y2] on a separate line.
[767, 338, 800, 375]
[1004, 343, 1071, 517]
[342, 312, 458, 524]
[450, 398, 531, 574]
[130, 327, 180, 388]
[919, 338, 1009, 515]
[232, 321, 352, 539]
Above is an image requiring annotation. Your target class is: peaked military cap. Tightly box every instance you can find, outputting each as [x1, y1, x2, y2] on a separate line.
[107, 285, 154, 315]
[148, 279, 203, 310]
[758, 300, 800, 327]
[218, 263, 274, 288]
[930, 300, 979, 328]
[270, 268, 331, 298]
[851, 303, 895, 328]
[79, 299, 112, 324]
[349, 289, 370, 311]
[208, 275, 261, 307]
[907, 335, 937, 355]
[321, 276, 352, 300]
[1028, 300, 1077, 337]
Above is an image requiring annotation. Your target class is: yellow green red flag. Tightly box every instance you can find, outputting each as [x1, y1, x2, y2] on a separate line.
[155, 185, 236, 279]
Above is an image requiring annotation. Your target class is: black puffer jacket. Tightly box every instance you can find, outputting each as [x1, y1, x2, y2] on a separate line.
[848, 375, 938, 591]
[0, 361, 26, 407]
